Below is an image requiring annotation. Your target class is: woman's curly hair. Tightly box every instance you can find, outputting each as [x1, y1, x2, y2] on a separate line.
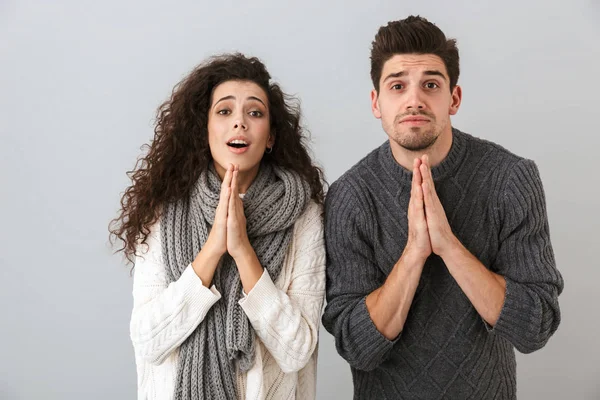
[109, 53, 325, 264]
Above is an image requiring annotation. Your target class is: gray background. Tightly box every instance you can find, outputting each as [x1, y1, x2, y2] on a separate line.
[1, 0, 598, 399]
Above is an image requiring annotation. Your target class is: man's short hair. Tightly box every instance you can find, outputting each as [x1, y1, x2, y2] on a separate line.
[370, 16, 460, 92]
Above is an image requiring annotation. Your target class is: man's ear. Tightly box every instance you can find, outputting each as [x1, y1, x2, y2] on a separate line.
[449, 85, 462, 116]
[371, 89, 382, 119]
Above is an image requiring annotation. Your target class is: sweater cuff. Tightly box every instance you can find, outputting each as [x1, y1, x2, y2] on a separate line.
[485, 277, 540, 338]
[180, 264, 222, 306]
[350, 297, 400, 370]
[358, 296, 401, 344]
[238, 269, 278, 321]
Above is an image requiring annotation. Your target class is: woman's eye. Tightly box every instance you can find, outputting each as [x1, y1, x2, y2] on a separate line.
[217, 109, 230, 115]
[249, 110, 263, 117]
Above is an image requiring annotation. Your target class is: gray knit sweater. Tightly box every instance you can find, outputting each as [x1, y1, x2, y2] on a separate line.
[322, 128, 563, 400]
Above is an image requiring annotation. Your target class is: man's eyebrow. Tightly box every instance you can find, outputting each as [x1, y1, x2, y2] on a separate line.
[424, 70, 447, 81]
[383, 70, 448, 83]
[383, 71, 406, 83]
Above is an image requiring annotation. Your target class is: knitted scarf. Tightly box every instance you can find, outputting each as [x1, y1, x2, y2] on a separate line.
[161, 162, 309, 400]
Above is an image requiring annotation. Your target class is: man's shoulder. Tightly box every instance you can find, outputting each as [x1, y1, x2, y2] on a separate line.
[459, 129, 528, 170]
[328, 142, 387, 201]
[458, 130, 545, 201]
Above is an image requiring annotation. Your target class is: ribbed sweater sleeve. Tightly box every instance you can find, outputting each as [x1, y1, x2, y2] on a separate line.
[129, 222, 222, 365]
[321, 181, 399, 371]
[490, 159, 564, 353]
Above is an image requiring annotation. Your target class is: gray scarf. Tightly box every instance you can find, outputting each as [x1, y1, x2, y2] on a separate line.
[161, 162, 309, 400]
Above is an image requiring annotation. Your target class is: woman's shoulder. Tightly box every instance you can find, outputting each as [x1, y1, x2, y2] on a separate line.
[134, 219, 162, 259]
[293, 200, 324, 239]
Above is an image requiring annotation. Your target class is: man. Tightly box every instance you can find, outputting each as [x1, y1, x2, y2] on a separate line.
[322, 16, 563, 399]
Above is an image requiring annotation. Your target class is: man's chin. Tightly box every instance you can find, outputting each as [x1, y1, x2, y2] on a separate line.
[401, 144, 434, 152]
[394, 135, 438, 152]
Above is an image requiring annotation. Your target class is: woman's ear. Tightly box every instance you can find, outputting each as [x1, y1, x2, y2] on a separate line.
[268, 131, 275, 148]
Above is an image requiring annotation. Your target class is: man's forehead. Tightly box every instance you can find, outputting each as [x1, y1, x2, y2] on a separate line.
[382, 54, 448, 76]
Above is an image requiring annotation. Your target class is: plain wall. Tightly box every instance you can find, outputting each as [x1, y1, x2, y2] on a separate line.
[1, 0, 598, 398]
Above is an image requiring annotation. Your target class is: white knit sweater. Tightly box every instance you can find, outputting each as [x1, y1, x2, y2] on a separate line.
[130, 201, 325, 400]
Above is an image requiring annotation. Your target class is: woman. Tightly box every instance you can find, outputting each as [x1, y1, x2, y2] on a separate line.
[110, 53, 326, 400]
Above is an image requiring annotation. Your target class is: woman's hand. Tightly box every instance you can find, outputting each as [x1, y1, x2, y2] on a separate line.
[193, 164, 261, 289]
[226, 165, 253, 260]
[203, 164, 234, 257]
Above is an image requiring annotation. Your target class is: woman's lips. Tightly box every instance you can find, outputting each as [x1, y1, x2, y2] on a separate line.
[227, 144, 250, 154]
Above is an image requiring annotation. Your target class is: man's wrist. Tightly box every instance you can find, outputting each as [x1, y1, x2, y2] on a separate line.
[438, 235, 466, 263]
[401, 247, 429, 268]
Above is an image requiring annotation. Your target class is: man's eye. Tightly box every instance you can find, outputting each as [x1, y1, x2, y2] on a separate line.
[392, 84, 403, 90]
[425, 82, 439, 89]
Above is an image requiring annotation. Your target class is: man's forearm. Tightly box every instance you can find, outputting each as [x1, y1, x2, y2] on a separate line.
[365, 251, 426, 340]
[441, 239, 506, 326]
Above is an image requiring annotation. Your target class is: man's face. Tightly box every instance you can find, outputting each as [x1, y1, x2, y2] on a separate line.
[371, 54, 461, 152]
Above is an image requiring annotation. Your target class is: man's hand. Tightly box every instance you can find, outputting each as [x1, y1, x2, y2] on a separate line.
[420, 154, 459, 258]
[404, 157, 433, 263]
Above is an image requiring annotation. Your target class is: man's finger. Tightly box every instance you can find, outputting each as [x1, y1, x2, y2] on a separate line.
[422, 181, 434, 218]
[421, 155, 436, 188]
[414, 184, 425, 214]
[413, 158, 422, 186]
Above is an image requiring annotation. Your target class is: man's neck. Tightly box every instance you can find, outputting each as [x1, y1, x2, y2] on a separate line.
[390, 128, 453, 170]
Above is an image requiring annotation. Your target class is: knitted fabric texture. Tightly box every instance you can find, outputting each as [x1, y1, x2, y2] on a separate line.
[322, 129, 563, 399]
[161, 162, 309, 400]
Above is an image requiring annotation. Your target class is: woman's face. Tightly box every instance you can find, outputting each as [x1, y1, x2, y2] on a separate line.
[207, 80, 273, 184]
